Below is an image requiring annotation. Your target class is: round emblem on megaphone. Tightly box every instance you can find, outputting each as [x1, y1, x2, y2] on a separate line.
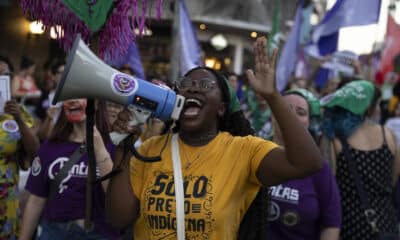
[111, 73, 139, 96]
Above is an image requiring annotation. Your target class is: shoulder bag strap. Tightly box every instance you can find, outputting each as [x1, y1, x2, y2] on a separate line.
[48, 144, 86, 199]
[338, 136, 380, 233]
[171, 134, 185, 240]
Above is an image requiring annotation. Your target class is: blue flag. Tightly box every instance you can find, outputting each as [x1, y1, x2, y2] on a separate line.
[307, 0, 381, 88]
[178, 0, 201, 74]
[312, 0, 381, 43]
[276, 1, 303, 92]
[106, 41, 145, 79]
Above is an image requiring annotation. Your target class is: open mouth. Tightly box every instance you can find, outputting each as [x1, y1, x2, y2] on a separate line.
[183, 98, 203, 117]
[66, 107, 84, 115]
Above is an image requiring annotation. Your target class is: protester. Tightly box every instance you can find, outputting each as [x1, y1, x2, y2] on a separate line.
[105, 37, 322, 239]
[36, 59, 65, 141]
[320, 80, 399, 240]
[12, 56, 41, 100]
[35, 59, 65, 120]
[106, 101, 123, 125]
[240, 85, 274, 140]
[385, 83, 400, 147]
[0, 99, 39, 239]
[268, 88, 341, 240]
[0, 58, 40, 239]
[20, 99, 119, 240]
[227, 72, 244, 101]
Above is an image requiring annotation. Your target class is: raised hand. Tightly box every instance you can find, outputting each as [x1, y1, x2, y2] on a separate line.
[112, 108, 142, 136]
[4, 100, 23, 123]
[246, 37, 279, 98]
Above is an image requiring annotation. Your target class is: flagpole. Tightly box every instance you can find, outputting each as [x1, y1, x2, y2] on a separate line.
[170, 0, 181, 86]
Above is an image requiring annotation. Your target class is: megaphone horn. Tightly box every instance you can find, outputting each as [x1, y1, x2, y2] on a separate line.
[53, 34, 185, 123]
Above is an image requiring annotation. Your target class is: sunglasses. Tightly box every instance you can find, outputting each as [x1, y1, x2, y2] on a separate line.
[176, 77, 217, 92]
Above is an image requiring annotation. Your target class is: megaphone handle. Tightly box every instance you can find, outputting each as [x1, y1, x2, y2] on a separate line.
[109, 106, 151, 145]
[110, 132, 130, 145]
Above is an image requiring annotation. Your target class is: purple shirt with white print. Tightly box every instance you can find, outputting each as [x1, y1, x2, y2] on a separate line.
[25, 140, 119, 239]
[268, 161, 341, 240]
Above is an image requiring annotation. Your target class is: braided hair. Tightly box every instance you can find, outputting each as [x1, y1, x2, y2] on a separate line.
[182, 67, 269, 240]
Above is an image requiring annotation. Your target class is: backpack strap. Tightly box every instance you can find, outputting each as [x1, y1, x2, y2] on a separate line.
[382, 126, 388, 145]
[48, 144, 86, 199]
[338, 136, 379, 233]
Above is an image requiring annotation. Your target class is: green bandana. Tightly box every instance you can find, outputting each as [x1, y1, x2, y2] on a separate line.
[224, 78, 241, 113]
[320, 80, 375, 116]
[62, 0, 114, 32]
[285, 88, 321, 117]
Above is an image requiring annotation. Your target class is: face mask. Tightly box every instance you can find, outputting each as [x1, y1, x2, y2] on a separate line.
[63, 99, 87, 122]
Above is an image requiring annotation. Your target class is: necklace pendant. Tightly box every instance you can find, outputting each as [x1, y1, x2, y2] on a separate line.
[185, 162, 191, 169]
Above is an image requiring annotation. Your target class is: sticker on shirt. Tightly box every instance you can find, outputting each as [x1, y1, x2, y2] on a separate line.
[270, 184, 299, 204]
[268, 201, 280, 221]
[31, 156, 41, 176]
[281, 211, 300, 227]
[2, 120, 19, 133]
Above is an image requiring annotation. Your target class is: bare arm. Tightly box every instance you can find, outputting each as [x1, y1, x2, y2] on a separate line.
[17, 119, 40, 157]
[37, 107, 58, 141]
[105, 145, 139, 229]
[93, 126, 114, 190]
[5, 100, 40, 168]
[248, 38, 322, 187]
[95, 150, 113, 191]
[19, 194, 46, 240]
[320, 227, 340, 240]
[105, 109, 141, 229]
[385, 127, 400, 186]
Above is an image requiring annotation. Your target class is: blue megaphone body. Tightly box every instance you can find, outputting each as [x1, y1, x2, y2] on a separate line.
[53, 35, 185, 144]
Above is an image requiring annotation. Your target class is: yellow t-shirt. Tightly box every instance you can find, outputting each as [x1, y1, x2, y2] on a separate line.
[130, 131, 278, 240]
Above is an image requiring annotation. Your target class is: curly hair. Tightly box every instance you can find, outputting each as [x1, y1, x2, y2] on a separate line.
[182, 67, 269, 240]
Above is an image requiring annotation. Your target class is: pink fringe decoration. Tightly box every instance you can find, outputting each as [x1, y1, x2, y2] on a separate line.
[19, 0, 164, 60]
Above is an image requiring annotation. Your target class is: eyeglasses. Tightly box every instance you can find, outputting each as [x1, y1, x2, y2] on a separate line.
[177, 77, 217, 92]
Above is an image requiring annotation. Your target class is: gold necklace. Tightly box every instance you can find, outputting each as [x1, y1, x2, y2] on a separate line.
[181, 142, 204, 169]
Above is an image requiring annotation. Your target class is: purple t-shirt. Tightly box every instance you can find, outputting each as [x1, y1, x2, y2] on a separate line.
[25, 140, 119, 239]
[268, 161, 341, 240]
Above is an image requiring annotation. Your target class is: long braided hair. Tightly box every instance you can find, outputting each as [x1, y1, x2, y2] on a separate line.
[181, 67, 269, 240]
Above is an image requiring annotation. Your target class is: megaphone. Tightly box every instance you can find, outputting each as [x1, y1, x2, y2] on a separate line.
[53, 35, 185, 144]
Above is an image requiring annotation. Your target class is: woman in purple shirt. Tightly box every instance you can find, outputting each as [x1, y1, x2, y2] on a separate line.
[19, 99, 119, 240]
[268, 89, 341, 240]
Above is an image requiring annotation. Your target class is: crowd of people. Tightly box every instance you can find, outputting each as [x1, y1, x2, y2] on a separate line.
[0, 35, 399, 240]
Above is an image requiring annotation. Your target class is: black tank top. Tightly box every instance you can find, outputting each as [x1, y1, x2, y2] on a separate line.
[336, 127, 398, 240]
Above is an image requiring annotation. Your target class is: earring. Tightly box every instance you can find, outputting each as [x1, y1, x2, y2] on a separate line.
[218, 104, 226, 117]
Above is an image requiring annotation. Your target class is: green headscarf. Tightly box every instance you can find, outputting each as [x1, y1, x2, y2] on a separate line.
[285, 88, 321, 117]
[320, 80, 375, 116]
[224, 78, 241, 113]
[62, 0, 114, 32]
